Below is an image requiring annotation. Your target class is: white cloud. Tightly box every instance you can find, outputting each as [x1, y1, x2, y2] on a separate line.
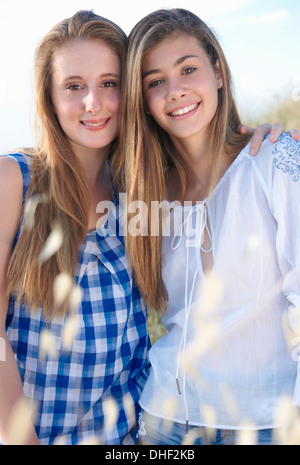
[246, 10, 288, 25]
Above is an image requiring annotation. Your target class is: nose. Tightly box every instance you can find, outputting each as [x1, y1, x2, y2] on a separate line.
[84, 88, 103, 114]
[166, 79, 187, 101]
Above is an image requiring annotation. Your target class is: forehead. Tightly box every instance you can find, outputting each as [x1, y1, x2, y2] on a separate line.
[142, 34, 205, 68]
[52, 38, 121, 75]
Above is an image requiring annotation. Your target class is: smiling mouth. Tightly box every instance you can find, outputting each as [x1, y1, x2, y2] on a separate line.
[80, 118, 110, 128]
[168, 103, 200, 117]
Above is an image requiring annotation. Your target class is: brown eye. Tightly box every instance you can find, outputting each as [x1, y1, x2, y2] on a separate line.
[66, 84, 82, 91]
[148, 79, 164, 89]
[183, 67, 196, 75]
[101, 81, 118, 88]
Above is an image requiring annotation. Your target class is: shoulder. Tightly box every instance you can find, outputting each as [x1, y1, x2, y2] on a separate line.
[0, 150, 31, 178]
[252, 133, 299, 163]
[0, 150, 31, 176]
[0, 155, 25, 245]
[244, 134, 300, 181]
[0, 153, 28, 210]
[270, 133, 300, 182]
[0, 155, 24, 189]
[0, 152, 33, 203]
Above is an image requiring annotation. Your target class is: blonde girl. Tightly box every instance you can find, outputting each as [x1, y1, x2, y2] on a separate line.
[122, 8, 300, 445]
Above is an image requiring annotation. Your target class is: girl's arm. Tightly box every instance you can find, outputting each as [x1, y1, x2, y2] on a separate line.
[0, 157, 39, 445]
[261, 136, 300, 402]
[239, 122, 300, 156]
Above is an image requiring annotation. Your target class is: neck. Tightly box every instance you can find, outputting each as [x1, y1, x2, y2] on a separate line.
[74, 147, 113, 232]
[170, 134, 211, 201]
[172, 132, 211, 179]
[74, 146, 110, 189]
[85, 157, 108, 190]
[169, 134, 228, 203]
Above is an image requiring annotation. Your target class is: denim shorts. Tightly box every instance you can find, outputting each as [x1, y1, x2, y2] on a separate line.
[137, 410, 275, 445]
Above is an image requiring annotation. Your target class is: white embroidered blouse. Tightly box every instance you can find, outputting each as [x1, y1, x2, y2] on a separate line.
[140, 134, 300, 430]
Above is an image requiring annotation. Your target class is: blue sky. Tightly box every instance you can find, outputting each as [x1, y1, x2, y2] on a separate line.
[0, 0, 299, 153]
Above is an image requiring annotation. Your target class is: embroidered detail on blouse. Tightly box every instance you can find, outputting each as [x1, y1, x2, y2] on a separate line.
[273, 134, 300, 182]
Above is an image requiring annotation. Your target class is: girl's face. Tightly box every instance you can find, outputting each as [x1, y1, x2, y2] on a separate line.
[142, 34, 222, 147]
[51, 38, 121, 158]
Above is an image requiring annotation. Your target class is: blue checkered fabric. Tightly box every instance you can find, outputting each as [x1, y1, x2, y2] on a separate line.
[3, 153, 150, 445]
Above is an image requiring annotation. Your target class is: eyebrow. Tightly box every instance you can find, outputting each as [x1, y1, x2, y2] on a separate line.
[142, 55, 198, 79]
[63, 72, 120, 82]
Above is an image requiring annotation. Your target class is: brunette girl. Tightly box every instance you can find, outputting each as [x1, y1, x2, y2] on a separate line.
[0, 10, 150, 445]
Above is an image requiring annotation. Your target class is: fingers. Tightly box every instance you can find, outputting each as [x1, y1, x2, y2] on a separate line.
[286, 128, 300, 140]
[268, 122, 284, 143]
[239, 122, 299, 157]
[249, 123, 272, 156]
[237, 124, 254, 135]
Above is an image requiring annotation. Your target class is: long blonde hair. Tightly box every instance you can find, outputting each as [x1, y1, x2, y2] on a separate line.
[7, 10, 127, 317]
[119, 8, 251, 311]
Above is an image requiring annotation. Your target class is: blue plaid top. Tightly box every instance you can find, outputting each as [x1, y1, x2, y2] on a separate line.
[3, 152, 150, 445]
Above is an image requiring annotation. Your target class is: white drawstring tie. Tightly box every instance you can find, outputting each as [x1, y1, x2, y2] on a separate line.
[171, 201, 212, 434]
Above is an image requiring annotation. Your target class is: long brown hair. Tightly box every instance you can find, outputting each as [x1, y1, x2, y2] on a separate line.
[7, 10, 127, 317]
[118, 8, 251, 311]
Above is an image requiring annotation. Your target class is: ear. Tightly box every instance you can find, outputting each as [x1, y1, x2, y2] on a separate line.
[143, 101, 151, 116]
[214, 60, 222, 89]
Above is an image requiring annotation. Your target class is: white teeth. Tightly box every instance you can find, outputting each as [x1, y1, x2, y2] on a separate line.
[82, 120, 108, 127]
[169, 103, 198, 116]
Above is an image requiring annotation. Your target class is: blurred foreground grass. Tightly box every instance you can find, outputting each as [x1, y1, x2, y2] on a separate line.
[147, 89, 299, 345]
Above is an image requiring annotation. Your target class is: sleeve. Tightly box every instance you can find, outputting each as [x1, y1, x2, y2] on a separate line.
[263, 134, 300, 404]
[269, 134, 300, 333]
